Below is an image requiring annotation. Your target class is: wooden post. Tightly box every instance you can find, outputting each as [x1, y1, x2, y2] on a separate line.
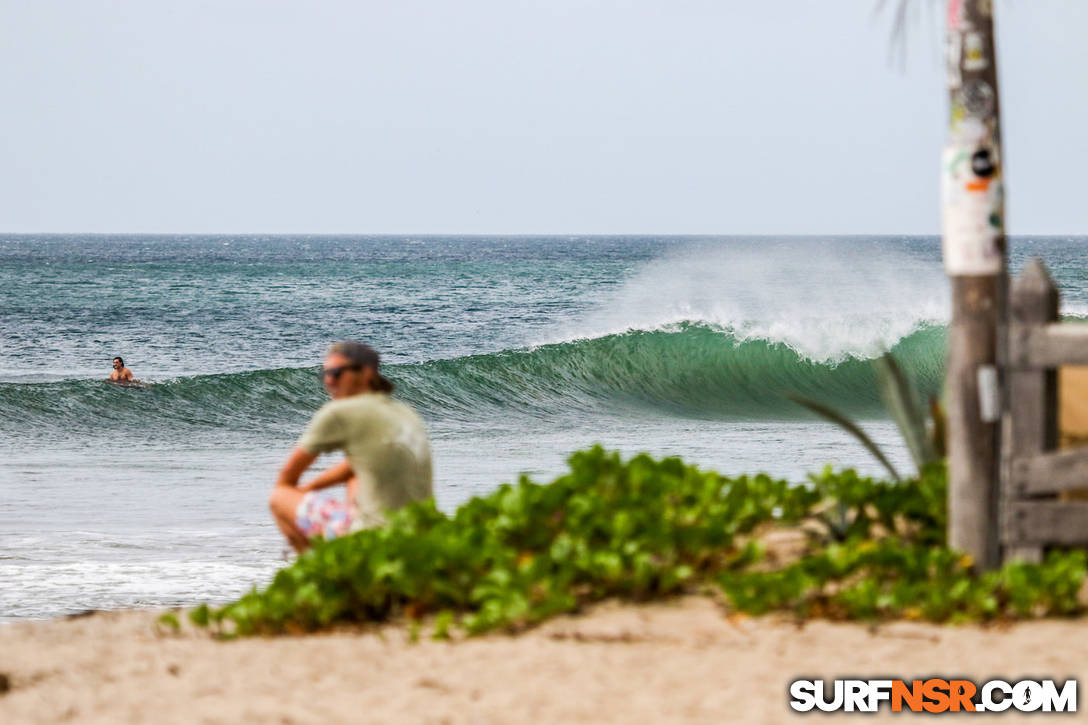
[947, 278, 1001, 568]
[1001, 259, 1058, 562]
[942, 1, 1006, 571]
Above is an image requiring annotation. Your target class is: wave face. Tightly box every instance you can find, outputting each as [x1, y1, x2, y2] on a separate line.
[397, 323, 946, 419]
[0, 323, 947, 440]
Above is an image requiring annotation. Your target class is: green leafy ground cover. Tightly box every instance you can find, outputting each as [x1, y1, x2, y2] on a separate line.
[188, 447, 1085, 637]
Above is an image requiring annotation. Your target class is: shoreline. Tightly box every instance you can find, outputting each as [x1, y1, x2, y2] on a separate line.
[3, 596, 1087, 723]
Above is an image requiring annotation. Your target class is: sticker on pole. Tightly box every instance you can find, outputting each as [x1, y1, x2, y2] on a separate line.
[941, 144, 1003, 275]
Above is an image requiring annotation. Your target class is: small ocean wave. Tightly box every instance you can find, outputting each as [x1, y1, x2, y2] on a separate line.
[0, 323, 947, 437]
[0, 559, 278, 619]
[1062, 304, 1088, 320]
[0, 366, 322, 442]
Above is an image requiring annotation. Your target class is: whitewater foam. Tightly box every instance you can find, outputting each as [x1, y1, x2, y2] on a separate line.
[540, 239, 949, 363]
[1063, 302, 1088, 319]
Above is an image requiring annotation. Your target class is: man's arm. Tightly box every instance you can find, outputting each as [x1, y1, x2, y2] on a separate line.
[276, 447, 319, 488]
[121, 368, 134, 380]
[299, 458, 354, 494]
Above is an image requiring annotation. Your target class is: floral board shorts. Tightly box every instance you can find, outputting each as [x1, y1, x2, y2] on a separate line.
[295, 492, 354, 540]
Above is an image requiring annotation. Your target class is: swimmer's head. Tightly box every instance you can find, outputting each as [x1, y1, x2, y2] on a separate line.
[322, 341, 394, 399]
[113, 357, 124, 369]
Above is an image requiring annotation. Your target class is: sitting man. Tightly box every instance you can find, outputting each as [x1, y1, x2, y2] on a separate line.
[110, 356, 134, 381]
[269, 341, 433, 552]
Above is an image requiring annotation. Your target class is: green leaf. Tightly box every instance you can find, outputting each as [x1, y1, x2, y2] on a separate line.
[189, 604, 210, 628]
[156, 611, 181, 634]
[873, 352, 937, 473]
[787, 395, 902, 481]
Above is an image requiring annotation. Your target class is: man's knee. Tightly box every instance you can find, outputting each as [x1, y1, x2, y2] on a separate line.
[269, 485, 297, 517]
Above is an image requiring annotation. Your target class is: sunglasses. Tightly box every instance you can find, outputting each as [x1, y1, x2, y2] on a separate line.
[321, 364, 362, 381]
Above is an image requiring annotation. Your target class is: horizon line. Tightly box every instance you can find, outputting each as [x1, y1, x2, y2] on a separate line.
[7, 231, 1082, 238]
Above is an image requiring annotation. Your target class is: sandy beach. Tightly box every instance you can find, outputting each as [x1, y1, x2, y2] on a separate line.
[2, 596, 1085, 724]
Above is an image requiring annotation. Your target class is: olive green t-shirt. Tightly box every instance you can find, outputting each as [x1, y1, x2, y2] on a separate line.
[297, 393, 433, 530]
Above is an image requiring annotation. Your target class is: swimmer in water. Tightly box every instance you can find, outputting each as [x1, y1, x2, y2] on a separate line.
[110, 356, 134, 382]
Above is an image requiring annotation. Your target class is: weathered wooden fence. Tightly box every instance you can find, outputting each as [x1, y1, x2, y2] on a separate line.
[1000, 258, 1088, 562]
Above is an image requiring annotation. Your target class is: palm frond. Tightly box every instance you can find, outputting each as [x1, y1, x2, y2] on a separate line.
[874, 0, 939, 68]
[873, 352, 937, 471]
[787, 394, 903, 482]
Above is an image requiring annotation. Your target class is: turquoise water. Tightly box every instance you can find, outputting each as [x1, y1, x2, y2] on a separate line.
[1, 234, 1085, 618]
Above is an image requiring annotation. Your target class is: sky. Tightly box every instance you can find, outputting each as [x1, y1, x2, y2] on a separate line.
[0, 0, 1085, 235]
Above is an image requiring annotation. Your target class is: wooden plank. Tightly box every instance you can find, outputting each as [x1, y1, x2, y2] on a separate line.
[1005, 500, 1088, 546]
[1011, 448, 1088, 495]
[1009, 324, 1088, 368]
[1000, 259, 1058, 561]
[1003, 546, 1043, 564]
[1004, 354, 1058, 497]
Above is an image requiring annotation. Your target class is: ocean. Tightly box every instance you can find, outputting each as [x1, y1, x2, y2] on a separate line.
[2, 234, 1085, 619]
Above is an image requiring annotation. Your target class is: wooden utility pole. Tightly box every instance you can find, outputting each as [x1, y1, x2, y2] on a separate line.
[942, 0, 1006, 571]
